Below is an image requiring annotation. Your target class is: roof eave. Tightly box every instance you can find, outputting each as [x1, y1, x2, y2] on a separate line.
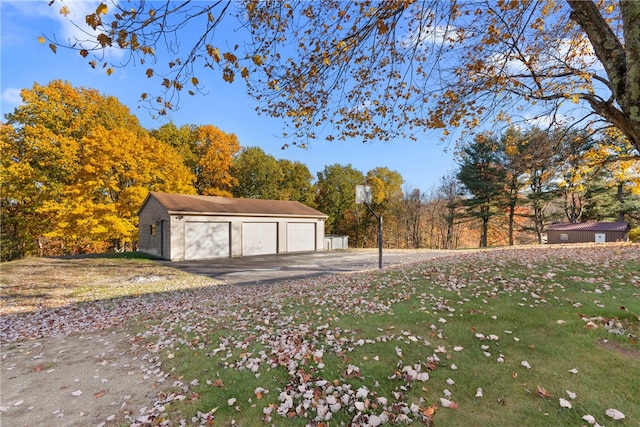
[166, 210, 327, 219]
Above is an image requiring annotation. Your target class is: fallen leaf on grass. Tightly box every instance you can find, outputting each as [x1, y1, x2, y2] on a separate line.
[439, 398, 458, 409]
[94, 390, 107, 398]
[536, 386, 551, 398]
[565, 390, 576, 400]
[582, 414, 597, 424]
[475, 388, 483, 398]
[559, 398, 572, 409]
[70, 390, 82, 397]
[521, 360, 531, 369]
[606, 408, 625, 420]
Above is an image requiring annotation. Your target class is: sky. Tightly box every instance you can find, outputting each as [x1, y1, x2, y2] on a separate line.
[1, 1, 457, 192]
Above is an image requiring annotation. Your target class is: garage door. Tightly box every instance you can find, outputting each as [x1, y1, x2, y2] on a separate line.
[242, 222, 278, 256]
[287, 222, 316, 252]
[184, 222, 230, 260]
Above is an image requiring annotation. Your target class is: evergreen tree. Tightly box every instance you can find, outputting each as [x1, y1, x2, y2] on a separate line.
[457, 134, 507, 247]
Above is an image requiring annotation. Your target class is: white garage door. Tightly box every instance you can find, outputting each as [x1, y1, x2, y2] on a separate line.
[287, 222, 316, 252]
[184, 222, 230, 260]
[242, 222, 278, 256]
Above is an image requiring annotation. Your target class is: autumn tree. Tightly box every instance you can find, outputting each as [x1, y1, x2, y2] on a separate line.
[437, 174, 465, 249]
[400, 187, 425, 249]
[516, 128, 559, 243]
[364, 167, 404, 247]
[47, 1, 640, 156]
[553, 129, 599, 223]
[581, 129, 640, 223]
[315, 164, 365, 240]
[1, 81, 195, 258]
[151, 122, 239, 196]
[500, 128, 529, 246]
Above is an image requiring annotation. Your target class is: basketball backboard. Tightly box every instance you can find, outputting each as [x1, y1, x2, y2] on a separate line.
[355, 185, 372, 204]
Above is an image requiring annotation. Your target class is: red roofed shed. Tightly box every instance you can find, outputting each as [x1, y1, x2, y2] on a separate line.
[546, 222, 630, 244]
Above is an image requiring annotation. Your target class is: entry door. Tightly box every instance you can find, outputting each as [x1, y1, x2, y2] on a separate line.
[594, 233, 606, 243]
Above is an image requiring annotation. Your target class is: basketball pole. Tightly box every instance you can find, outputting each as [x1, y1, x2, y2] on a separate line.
[363, 201, 383, 269]
[356, 185, 382, 269]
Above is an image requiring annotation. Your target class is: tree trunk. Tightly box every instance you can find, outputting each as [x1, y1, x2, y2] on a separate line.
[567, 0, 640, 152]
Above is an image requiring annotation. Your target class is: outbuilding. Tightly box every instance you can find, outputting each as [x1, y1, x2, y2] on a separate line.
[138, 192, 328, 261]
[546, 222, 630, 244]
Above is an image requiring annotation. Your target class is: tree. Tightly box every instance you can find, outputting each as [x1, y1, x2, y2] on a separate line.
[151, 123, 239, 196]
[1, 81, 195, 258]
[555, 130, 597, 223]
[365, 167, 404, 247]
[501, 128, 529, 246]
[517, 127, 559, 243]
[278, 159, 316, 205]
[315, 164, 365, 239]
[457, 134, 507, 248]
[400, 187, 425, 249]
[46, 1, 640, 155]
[437, 174, 465, 249]
[231, 147, 284, 199]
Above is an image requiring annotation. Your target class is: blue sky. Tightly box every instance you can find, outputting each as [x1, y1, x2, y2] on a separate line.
[1, 1, 457, 192]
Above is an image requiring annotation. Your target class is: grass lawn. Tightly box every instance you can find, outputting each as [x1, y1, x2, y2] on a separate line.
[1, 244, 639, 426]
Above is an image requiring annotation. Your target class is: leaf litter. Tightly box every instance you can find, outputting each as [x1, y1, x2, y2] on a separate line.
[1, 244, 639, 426]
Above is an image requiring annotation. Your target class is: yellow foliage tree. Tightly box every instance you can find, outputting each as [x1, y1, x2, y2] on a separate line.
[151, 123, 240, 196]
[1, 81, 195, 257]
[195, 125, 239, 196]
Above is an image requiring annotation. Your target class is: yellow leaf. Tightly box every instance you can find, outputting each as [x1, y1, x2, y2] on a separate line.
[38, 36, 45, 44]
[106, 68, 114, 76]
[241, 67, 249, 79]
[251, 54, 264, 66]
[146, 68, 153, 78]
[96, 3, 108, 15]
[49, 43, 57, 54]
[191, 77, 199, 86]
[89, 60, 97, 68]
[207, 45, 221, 62]
[80, 49, 89, 58]
[140, 92, 148, 100]
[59, 6, 70, 16]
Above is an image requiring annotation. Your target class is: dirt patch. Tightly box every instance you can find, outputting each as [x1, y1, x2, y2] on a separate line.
[1, 330, 160, 426]
[598, 337, 640, 359]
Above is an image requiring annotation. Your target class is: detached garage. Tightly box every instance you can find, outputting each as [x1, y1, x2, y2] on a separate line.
[138, 192, 327, 261]
[546, 222, 630, 244]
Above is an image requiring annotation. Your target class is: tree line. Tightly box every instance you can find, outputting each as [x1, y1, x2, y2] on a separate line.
[2, 81, 638, 261]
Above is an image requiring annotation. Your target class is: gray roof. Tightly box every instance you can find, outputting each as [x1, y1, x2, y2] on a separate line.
[144, 192, 327, 218]
[547, 222, 630, 232]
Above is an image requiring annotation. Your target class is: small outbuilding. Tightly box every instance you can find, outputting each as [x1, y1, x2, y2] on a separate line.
[138, 192, 328, 261]
[546, 222, 630, 244]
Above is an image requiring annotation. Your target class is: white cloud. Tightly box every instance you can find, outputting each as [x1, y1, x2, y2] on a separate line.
[1, 87, 23, 109]
[401, 25, 460, 50]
